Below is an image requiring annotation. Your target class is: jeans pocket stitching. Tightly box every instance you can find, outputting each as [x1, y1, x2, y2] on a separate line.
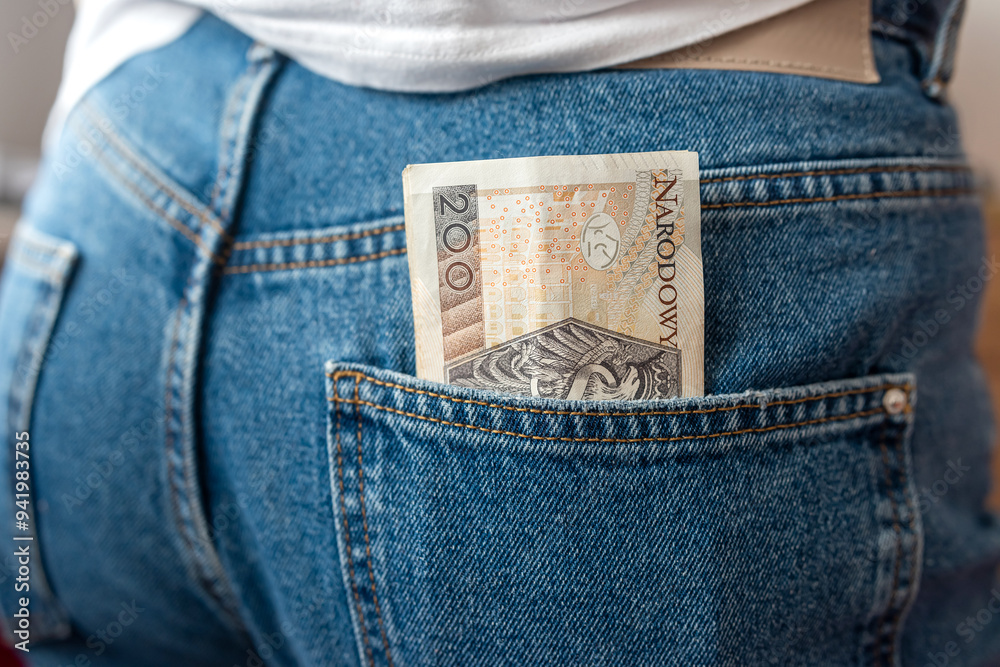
[702, 187, 976, 210]
[333, 378, 378, 667]
[870, 416, 922, 667]
[334, 394, 888, 445]
[223, 246, 407, 276]
[699, 164, 971, 185]
[328, 369, 907, 419]
[353, 377, 395, 667]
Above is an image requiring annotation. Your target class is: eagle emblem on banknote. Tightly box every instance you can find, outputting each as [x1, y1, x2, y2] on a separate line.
[447, 319, 680, 400]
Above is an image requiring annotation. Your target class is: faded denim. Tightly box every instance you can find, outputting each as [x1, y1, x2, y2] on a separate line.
[0, 5, 997, 667]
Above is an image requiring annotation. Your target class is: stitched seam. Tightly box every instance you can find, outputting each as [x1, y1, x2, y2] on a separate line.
[8, 253, 69, 284]
[220, 56, 268, 224]
[703, 188, 975, 210]
[80, 102, 233, 243]
[164, 297, 212, 605]
[354, 378, 395, 667]
[12, 234, 72, 259]
[334, 381, 375, 667]
[224, 247, 407, 274]
[86, 137, 225, 265]
[878, 422, 920, 666]
[328, 398, 886, 444]
[210, 70, 251, 216]
[327, 371, 904, 418]
[699, 164, 968, 184]
[666, 54, 864, 76]
[873, 420, 903, 667]
[233, 223, 407, 250]
[860, 0, 875, 81]
[220, 174, 971, 269]
[164, 292, 242, 630]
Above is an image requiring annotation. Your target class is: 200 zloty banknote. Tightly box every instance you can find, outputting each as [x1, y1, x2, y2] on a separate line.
[403, 151, 703, 401]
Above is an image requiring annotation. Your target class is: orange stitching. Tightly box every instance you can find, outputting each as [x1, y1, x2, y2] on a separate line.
[326, 370, 905, 419]
[354, 378, 394, 667]
[873, 420, 903, 667]
[878, 414, 920, 666]
[333, 381, 375, 667]
[702, 188, 975, 210]
[698, 164, 969, 185]
[328, 398, 886, 445]
[86, 137, 226, 265]
[233, 223, 406, 250]
[224, 247, 407, 274]
[80, 102, 234, 243]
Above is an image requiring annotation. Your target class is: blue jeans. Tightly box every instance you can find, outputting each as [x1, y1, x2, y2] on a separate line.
[1, 9, 997, 667]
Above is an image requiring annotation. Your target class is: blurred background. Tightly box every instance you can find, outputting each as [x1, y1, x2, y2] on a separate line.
[0, 1, 998, 473]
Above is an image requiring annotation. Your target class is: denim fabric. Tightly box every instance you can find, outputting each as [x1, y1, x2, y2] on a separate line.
[871, 0, 966, 97]
[0, 10, 997, 667]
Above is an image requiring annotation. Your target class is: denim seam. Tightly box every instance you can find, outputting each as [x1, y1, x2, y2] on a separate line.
[219, 165, 972, 274]
[79, 129, 227, 265]
[327, 371, 907, 419]
[333, 380, 376, 667]
[210, 68, 252, 218]
[79, 102, 234, 244]
[222, 186, 973, 276]
[163, 50, 284, 640]
[895, 424, 923, 662]
[354, 377, 395, 667]
[329, 398, 887, 445]
[872, 419, 903, 667]
[163, 290, 243, 631]
[214, 44, 286, 240]
[699, 164, 970, 184]
[226, 167, 969, 252]
[872, 419, 921, 667]
[11, 234, 74, 261]
[232, 223, 407, 250]
[223, 247, 407, 275]
[158, 48, 284, 641]
[922, 0, 965, 97]
[701, 187, 975, 210]
[6, 253, 71, 284]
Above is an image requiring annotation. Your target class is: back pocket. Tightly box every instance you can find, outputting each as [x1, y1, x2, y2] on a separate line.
[0, 226, 77, 643]
[325, 362, 921, 667]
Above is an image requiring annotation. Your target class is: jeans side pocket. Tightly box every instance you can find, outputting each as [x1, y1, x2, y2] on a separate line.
[0, 225, 78, 644]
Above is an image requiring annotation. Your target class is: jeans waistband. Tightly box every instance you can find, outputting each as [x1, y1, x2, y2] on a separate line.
[871, 0, 965, 98]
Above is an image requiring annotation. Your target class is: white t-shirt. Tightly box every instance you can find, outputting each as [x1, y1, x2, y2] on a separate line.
[49, 0, 813, 145]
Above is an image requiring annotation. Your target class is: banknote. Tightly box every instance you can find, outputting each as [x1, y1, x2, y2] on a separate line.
[403, 151, 703, 400]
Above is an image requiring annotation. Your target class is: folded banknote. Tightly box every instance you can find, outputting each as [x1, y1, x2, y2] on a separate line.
[403, 151, 703, 400]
